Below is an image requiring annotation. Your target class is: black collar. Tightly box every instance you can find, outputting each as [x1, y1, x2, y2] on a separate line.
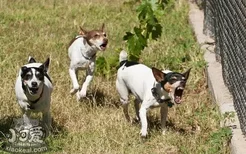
[151, 86, 174, 107]
[81, 52, 96, 60]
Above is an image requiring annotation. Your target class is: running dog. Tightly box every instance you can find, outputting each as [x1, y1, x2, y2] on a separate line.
[116, 50, 191, 137]
[15, 57, 53, 131]
[68, 24, 108, 101]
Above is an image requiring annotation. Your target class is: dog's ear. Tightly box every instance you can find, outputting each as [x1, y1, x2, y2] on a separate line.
[183, 68, 191, 80]
[152, 67, 165, 82]
[101, 23, 105, 32]
[21, 66, 28, 78]
[79, 26, 87, 36]
[28, 56, 36, 63]
[40, 58, 50, 73]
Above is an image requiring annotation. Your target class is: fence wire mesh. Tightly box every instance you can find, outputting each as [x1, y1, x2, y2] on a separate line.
[203, 0, 246, 135]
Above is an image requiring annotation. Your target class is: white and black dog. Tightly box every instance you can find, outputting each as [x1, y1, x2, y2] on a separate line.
[116, 50, 191, 137]
[68, 24, 108, 101]
[15, 57, 53, 131]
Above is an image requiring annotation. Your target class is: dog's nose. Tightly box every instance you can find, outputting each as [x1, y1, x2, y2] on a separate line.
[31, 82, 38, 87]
[103, 38, 108, 43]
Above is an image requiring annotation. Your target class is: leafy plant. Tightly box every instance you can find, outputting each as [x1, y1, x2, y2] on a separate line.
[96, 0, 164, 76]
[123, 0, 163, 61]
[96, 53, 119, 79]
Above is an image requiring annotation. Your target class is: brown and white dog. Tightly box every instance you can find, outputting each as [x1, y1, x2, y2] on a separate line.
[68, 24, 108, 101]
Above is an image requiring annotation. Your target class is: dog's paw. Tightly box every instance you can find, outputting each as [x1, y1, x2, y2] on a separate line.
[76, 91, 87, 102]
[19, 101, 31, 111]
[140, 130, 148, 137]
[80, 90, 87, 98]
[70, 88, 79, 95]
[162, 129, 166, 135]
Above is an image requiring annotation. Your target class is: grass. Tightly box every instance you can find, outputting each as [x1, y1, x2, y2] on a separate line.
[0, 0, 231, 153]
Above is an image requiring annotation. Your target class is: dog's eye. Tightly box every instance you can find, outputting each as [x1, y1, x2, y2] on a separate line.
[36, 72, 44, 80]
[94, 34, 99, 37]
[24, 74, 32, 80]
[103, 33, 107, 37]
[169, 78, 177, 84]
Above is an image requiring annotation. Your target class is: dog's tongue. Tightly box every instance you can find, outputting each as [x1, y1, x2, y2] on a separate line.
[175, 96, 181, 104]
[100, 46, 106, 51]
[100, 43, 107, 51]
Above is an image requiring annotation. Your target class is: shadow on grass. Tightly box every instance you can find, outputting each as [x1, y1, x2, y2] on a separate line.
[0, 116, 67, 140]
[0, 115, 68, 153]
[79, 89, 121, 108]
[47, 120, 68, 153]
[0, 116, 14, 138]
[147, 115, 190, 136]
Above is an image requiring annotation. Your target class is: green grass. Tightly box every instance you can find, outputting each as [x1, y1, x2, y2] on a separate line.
[0, 0, 231, 153]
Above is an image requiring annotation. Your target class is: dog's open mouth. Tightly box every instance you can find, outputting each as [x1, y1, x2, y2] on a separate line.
[174, 86, 184, 104]
[29, 87, 39, 94]
[100, 43, 107, 51]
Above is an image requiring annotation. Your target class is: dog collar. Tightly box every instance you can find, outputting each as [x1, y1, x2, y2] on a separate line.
[81, 52, 96, 60]
[151, 87, 173, 107]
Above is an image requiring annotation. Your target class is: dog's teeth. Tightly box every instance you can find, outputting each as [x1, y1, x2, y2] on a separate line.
[178, 87, 184, 90]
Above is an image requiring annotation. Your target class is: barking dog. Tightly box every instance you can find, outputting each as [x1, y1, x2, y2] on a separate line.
[68, 24, 108, 101]
[116, 50, 191, 137]
[15, 57, 53, 131]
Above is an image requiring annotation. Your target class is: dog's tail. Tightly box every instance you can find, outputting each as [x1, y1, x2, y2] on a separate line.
[119, 50, 128, 62]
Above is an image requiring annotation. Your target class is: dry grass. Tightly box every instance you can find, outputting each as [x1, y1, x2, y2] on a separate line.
[0, 0, 230, 153]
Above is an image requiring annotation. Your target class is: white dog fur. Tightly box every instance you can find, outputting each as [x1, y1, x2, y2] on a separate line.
[15, 57, 52, 131]
[116, 50, 190, 137]
[68, 24, 108, 101]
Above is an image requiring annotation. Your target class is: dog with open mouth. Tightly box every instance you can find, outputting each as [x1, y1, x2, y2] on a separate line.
[116, 50, 191, 137]
[15, 57, 53, 132]
[68, 23, 108, 101]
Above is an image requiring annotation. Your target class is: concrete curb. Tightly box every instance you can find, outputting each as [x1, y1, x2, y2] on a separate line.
[188, 2, 246, 154]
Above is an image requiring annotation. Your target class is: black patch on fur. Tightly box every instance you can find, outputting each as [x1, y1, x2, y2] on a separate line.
[28, 57, 36, 63]
[21, 66, 29, 78]
[119, 60, 139, 68]
[21, 67, 52, 83]
[44, 73, 52, 83]
[160, 72, 185, 87]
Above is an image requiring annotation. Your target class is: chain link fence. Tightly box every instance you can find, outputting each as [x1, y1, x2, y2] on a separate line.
[202, 0, 246, 135]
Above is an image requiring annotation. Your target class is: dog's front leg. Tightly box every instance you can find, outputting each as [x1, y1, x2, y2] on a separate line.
[22, 110, 32, 128]
[19, 101, 32, 127]
[77, 62, 95, 100]
[69, 67, 79, 95]
[160, 104, 168, 135]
